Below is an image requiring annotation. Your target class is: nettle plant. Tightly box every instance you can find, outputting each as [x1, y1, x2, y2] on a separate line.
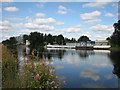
[18, 49, 65, 88]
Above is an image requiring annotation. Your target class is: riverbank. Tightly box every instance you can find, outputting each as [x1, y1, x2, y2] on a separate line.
[110, 47, 120, 51]
[2, 45, 18, 88]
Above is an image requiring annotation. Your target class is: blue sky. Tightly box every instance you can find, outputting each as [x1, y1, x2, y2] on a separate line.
[0, 2, 118, 41]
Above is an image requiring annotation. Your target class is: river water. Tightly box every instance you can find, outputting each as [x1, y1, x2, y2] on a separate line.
[17, 45, 120, 88]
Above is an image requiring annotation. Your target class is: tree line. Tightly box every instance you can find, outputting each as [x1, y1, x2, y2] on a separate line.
[23, 32, 91, 50]
[2, 32, 90, 50]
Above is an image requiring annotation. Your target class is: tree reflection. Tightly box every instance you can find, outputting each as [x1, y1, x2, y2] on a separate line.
[109, 51, 120, 79]
[47, 49, 66, 60]
[78, 50, 89, 58]
[77, 50, 94, 59]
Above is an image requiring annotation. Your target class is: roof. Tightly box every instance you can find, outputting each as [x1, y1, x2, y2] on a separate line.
[95, 40, 109, 43]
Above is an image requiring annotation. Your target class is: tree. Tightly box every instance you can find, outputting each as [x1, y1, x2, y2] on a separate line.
[56, 34, 64, 45]
[10, 37, 17, 45]
[71, 38, 76, 42]
[78, 36, 90, 42]
[29, 32, 44, 49]
[106, 37, 110, 41]
[2, 37, 17, 50]
[46, 34, 54, 44]
[110, 20, 120, 47]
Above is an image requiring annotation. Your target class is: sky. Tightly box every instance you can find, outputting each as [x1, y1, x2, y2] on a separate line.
[0, 1, 119, 42]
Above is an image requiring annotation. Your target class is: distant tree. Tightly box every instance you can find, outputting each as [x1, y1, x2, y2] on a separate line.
[56, 34, 64, 45]
[9, 37, 18, 45]
[71, 38, 76, 42]
[46, 34, 54, 44]
[78, 36, 90, 42]
[2, 39, 10, 45]
[2, 37, 17, 50]
[106, 37, 110, 41]
[64, 38, 71, 43]
[29, 32, 44, 49]
[110, 20, 120, 47]
[23, 34, 29, 44]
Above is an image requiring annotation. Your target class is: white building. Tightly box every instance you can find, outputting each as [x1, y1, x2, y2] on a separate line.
[26, 40, 30, 46]
[95, 40, 109, 46]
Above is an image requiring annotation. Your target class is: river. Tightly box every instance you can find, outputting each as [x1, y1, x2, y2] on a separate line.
[17, 45, 120, 88]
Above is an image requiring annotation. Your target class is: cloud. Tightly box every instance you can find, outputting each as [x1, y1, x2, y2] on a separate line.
[0, 35, 12, 42]
[105, 13, 114, 17]
[80, 67, 100, 81]
[82, 32, 92, 38]
[57, 5, 68, 15]
[0, 20, 23, 33]
[4, 17, 23, 21]
[57, 10, 67, 14]
[80, 11, 101, 20]
[112, 3, 118, 8]
[36, 13, 46, 17]
[58, 5, 67, 10]
[56, 24, 83, 34]
[90, 24, 114, 33]
[75, 25, 82, 28]
[58, 27, 82, 34]
[83, 2, 109, 8]
[55, 22, 64, 25]
[25, 16, 32, 22]
[34, 17, 64, 25]
[19, 29, 35, 34]
[25, 23, 54, 31]
[4, 7, 19, 12]
[84, 19, 102, 24]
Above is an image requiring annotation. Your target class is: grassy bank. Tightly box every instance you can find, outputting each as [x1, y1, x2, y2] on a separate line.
[2, 45, 64, 88]
[2, 45, 18, 88]
[110, 47, 120, 51]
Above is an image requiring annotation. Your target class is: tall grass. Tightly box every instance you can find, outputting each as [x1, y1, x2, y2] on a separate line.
[2, 45, 18, 88]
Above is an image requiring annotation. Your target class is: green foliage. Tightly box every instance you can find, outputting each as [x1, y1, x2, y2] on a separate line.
[2, 37, 17, 50]
[110, 20, 120, 47]
[46, 34, 54, 44]
[56, 34, 64, 45]
[78, 36, 90, 42]
[29, 32, 44, 50]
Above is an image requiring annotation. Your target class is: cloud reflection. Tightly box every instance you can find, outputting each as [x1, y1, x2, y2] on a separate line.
[80, 67, 100, 81]
[104, 74, 113, 80]
[54, 64, 64, 69]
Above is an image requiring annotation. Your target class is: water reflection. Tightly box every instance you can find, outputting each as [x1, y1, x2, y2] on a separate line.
[109, 51, 120, 79]
[17, 46, 120, 88]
